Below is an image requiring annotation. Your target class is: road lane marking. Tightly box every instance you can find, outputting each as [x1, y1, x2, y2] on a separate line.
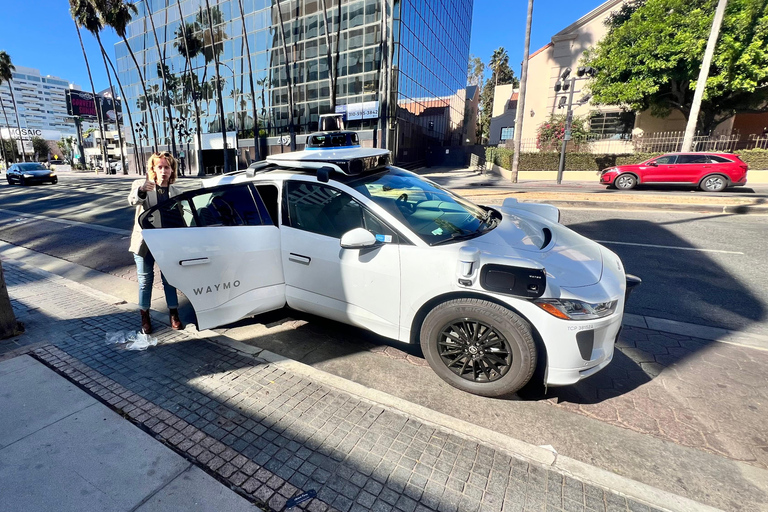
[595, 240, 745, 255]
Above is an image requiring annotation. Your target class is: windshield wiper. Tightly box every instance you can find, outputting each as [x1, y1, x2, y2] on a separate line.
[432, 231, 486, 246]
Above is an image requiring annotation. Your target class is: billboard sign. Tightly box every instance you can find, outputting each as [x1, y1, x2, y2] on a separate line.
[340, 101, 379, 121]
[66, 89, 99, 120]
[100, 95, 123, 123]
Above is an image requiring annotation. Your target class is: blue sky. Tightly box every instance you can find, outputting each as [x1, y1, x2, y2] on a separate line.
[0, 0, 606, 91]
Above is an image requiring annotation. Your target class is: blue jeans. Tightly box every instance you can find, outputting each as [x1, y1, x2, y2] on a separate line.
[133, 251, 178, 311]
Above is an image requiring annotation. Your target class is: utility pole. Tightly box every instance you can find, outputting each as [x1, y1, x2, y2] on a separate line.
[511, 0, 534, 180]
[681, 0, 729, 152]
[556, 76, 576, 185]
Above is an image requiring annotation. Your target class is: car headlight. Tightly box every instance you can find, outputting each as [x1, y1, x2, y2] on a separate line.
[535, 298, 618, 320]
[601, 167, 616, 174]
[23, 174, 34, 178]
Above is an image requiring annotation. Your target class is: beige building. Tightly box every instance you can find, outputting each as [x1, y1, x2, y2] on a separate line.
[489, 84, 517, 146]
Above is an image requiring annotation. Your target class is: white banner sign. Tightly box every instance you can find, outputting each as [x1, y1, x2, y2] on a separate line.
[1, 128, 62, 141]
[16, 140, 34, 154]
[362, 101, 379, 119]
[347, 103, 363, 121]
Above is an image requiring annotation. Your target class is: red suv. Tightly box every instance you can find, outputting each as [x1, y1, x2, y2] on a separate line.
[600, 153, 749, 192]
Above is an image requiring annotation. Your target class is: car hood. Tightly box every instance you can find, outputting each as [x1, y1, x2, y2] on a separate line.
[21, 169, 52, 176]
[467, 209, 603, 288]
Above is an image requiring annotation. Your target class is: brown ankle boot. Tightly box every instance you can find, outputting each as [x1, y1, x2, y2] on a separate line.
[140, 309, 152, 334]
[169, 308, 183, 330]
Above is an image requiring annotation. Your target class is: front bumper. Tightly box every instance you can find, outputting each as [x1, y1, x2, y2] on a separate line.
[600, 172, 618, 184]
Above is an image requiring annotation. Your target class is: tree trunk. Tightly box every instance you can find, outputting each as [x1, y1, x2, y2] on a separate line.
[96, 33, 127, 175]
[238, 0, 261, 160]
[143, 0, 177, 155]
[103, 49, 142, 175]
[74, 22, 109, 173]
[511, 0, 534, 179]
[275, 0, 296, 150]
[320, 0, 335, 111]
[0, 261, 20, 340]
[7, 81, 27, 162]
[174, 0, 205, 176]
[123, 35, 158, 152]
[0, 95, 17, 162]
[204, 0, 232, 171]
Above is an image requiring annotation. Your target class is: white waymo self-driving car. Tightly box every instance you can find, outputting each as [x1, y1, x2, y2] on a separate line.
[140, 131, 640, 397]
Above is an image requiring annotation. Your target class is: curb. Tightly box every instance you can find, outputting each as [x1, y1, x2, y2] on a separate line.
[1, 255, 733, 512]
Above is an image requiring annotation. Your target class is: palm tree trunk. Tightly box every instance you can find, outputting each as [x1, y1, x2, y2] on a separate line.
[74, 21, 109, 172]
[122, 35, 158, 151]
[143, 0, 177, 156]
[174, 0, 205, 176]
[7, 82, 27, 162]
[275, 0, 296, 151]
[95, 33, 127, 174]
[237, 0, 261, 160]
[320, 0, 335, 111]
[103, 48, 143, 175]
[0, 96, 18, 162]
[204, 0, 232, 172]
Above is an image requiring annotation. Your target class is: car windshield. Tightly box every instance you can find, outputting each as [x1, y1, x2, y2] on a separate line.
[18, 163, 47, 171]
[348, 168, 497, 245]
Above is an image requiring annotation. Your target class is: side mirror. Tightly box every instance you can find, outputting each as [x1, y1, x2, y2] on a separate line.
[646, 161, 657, 167]
[340, 228, 378, 249]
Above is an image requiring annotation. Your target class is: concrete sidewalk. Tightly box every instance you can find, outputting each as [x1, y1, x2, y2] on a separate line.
[0, 260, 739, 512]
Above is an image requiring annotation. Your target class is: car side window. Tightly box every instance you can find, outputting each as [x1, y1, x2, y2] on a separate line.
[677, 155, 709, 164]
[284, 181, 397, 241]
[140, 184, 269, 229]
[709, 155, 732, 163]
[653, 156, 677, 165]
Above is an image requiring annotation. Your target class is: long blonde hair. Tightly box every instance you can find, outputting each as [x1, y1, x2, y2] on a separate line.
[146, 152, 178, 185]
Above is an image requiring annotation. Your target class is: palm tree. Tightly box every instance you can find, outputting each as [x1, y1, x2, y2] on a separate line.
[236, 0, 261, 159]
[320, 0, 342, 112]
[69, 0, 110, 171]
[274, 0, 296, 150]
[0, 85, 19, 163]
[103, 0, 158, 151]
[142, 0, 177, 155]
[0, 51, 27, 162]
[203, 0, 231, 171]
[489, 47, 509, 88]
[103, 51, 143, 174]
[172, 4, 205, 175]
[81, 0, 127, 174]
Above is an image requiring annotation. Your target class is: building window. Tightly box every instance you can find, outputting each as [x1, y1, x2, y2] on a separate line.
[589, 111, 635, 139]
[500, 127, 514, 141]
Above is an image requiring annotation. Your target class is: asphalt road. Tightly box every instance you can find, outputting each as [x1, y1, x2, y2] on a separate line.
[1, 170, 767, 335]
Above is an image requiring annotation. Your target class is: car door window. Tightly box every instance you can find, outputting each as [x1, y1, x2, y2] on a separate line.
[284, 181, 397, 241]
[652, 155, 677, 165]
[140, 184, 272, 229]
[677, 155, 709, 164]
[709, 155, 732, 163]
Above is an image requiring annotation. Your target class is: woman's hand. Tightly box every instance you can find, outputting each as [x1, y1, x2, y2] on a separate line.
[141, 179, 155, 192]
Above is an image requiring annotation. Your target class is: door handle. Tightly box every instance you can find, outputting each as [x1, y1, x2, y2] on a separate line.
[179, 257, 210, 266]
[289, 253, 311, 265]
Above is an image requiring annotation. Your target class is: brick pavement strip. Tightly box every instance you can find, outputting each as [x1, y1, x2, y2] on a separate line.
[0, 261, 665, 512]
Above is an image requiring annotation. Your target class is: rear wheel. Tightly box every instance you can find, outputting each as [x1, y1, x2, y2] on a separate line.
[420, 299, 537, 397]
[615, 174, 637, 190]
[700, 174, 727, 192]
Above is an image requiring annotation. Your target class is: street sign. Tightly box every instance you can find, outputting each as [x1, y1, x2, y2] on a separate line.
[179, 150, 185, 158]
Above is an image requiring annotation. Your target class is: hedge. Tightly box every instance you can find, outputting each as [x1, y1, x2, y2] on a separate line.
[485, 148, 768, 172]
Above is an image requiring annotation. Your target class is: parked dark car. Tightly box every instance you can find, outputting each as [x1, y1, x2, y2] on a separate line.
[5, 163, 58, 186]
[600, 152, 749, 192]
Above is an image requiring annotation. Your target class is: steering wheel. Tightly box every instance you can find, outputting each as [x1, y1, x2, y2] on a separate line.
[395, 193, 415, 214]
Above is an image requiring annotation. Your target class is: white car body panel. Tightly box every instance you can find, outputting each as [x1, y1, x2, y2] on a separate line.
[144, 156, 633, 390]
[142, 226, 285, 330]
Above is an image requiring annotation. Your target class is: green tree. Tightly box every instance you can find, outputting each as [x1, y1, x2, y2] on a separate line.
[467, 54, 484, 87]
[584, 0, 768, 133]
[478, 48, 519, 141]
[536, 115, 590, 151]
[0, 51, 26, 162]
[57, 136, 76, 163]
[31, 137, 49, 161]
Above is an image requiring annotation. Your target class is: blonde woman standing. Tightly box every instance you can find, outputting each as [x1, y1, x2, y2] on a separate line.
[127, 152, 183, 334]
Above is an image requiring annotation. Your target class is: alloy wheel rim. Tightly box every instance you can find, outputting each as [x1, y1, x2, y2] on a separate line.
[437, 319, 512, 383]
[705, 177, 723, 190]
[617, 176, 633, 188]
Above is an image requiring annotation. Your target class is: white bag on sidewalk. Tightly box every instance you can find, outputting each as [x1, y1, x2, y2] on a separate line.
[105, 331, 158, 350]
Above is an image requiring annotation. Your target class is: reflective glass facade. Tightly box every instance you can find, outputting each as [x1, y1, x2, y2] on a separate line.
[114, 0, 472, 165]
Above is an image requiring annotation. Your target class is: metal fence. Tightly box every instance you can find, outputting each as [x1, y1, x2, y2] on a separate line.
[504, 131, 765, 155]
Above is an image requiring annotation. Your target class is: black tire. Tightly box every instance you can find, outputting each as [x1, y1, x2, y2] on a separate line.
[50, 177, 58, 185]
[614, 173, 637, 190]
[19, 176, 26, 186]
[700, 174, 727, 192]
[420, 299, 537, 397]
[5, 176, 11, 185]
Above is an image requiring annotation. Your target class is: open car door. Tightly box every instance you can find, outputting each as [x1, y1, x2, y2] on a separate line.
[138, 183, 284, 330]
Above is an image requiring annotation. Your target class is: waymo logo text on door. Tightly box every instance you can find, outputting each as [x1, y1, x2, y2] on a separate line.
[193, 281, 241, 295]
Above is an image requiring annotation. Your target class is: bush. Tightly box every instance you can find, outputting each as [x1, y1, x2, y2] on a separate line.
[536, 115, 590, 152]
[738, 149, 768, 170]
[485, 147, 514, 170]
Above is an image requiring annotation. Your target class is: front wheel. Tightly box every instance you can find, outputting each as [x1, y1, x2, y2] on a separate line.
[615, 174, 637, 190]
[50, 177, 58, 185]
[19, 176, 26, 186]
[700, 174, 727, 192]
[420, 299, 537, 397]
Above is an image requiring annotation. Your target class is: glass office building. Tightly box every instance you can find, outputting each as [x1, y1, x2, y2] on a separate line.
[114, 0, 472, 170]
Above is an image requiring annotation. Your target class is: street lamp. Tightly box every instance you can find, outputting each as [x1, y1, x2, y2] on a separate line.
[554, 66, 596, 184]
